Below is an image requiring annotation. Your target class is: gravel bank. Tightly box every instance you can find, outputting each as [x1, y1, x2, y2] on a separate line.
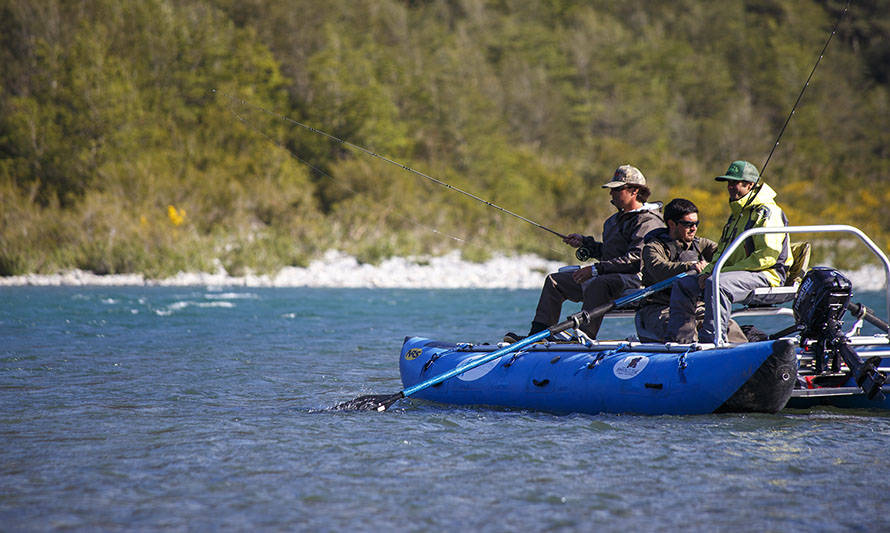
[0, 250, 885, 292]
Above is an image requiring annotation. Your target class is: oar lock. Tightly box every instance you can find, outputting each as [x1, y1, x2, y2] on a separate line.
[503, 348, 529, 368]
[585, 344, 628, 369]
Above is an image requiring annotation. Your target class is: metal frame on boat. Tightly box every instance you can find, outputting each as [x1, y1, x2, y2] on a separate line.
[711, 224, 890, 346]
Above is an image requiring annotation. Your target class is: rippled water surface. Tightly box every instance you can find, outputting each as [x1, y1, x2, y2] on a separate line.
[2, 286, 889, 531]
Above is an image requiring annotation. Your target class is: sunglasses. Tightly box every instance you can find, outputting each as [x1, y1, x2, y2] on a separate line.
[677, 220, 699, 228]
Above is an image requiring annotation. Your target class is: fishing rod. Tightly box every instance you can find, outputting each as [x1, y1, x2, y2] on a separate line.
[718, 0, 851, 252]
[751, 0, 851, 198]
[213, 90, 569, 240]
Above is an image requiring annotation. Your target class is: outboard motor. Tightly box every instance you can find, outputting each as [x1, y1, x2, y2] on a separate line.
[793, 267, 886, 400]
[793, 267, 852, 341]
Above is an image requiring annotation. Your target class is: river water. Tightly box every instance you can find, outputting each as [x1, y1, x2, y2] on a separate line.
[2, 286, 889, 531]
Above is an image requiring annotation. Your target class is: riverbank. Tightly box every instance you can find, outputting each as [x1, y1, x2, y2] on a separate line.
[0, 251, 562, 289]
[0, 250, 886, 291]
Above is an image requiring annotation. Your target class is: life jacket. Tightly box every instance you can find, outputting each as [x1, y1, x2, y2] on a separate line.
[702, 182, 792, 287]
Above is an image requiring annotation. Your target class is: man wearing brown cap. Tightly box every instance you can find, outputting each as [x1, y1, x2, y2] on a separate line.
[505, 164, 665, 342]
[666, 160, 792, 344]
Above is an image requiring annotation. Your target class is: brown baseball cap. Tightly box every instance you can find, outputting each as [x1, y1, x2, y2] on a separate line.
[602, 165, 646, 188]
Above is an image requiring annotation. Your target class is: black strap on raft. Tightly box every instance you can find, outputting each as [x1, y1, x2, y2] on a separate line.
[422, 352, 445, 373]
[503, 349, 528, 368]
[420, 343, 475, 373]
[586, 344, 627, 369]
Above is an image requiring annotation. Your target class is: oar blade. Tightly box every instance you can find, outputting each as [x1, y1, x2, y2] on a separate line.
[334, 392, 404, 412]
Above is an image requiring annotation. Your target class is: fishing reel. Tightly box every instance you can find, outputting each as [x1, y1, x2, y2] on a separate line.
[792, 266, 886, 400]
[575, 236, 602, 262]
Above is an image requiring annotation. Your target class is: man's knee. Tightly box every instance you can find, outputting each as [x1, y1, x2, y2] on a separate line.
[670, 277, 699, 309]
[583, 273, 625, 299]
[678, 275, 701, 297]
[592, 273, 632, 290]
[542, 271, 573, 294]
[542, 272, 559, 291]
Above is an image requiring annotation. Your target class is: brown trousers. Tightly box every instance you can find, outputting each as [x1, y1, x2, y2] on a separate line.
[533, 271, 641, 339]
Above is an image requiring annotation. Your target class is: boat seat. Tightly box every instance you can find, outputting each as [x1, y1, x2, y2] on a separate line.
[739, 241, 811, 308]
[739, 285, 799, 307]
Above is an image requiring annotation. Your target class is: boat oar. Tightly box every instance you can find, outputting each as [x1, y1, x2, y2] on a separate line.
[335, 272, 689, 412]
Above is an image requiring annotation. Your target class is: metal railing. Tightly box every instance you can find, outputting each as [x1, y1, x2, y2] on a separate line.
[711, 225, 890, 346]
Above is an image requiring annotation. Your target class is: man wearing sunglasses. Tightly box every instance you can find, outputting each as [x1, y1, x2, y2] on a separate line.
[635, 199, 713, 342]
[666, 160, 792, 344]
[635, 198, 748, 343]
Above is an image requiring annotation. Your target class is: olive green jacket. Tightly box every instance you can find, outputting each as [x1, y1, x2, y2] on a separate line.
[642, 227, 717, 306]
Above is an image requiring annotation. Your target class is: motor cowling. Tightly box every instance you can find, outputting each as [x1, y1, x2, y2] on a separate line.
[793, 266, 853, 339]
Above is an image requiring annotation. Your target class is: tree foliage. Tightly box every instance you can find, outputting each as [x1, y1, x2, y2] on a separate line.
[1, 0, 888, 276]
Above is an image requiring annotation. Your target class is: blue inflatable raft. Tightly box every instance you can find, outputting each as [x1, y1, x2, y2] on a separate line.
[398, 337, 798, 415]
[383, 225, 890, 416]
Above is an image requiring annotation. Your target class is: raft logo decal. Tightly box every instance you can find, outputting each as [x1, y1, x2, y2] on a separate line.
[404, 348, 422, 361]
[613, 355, 649, 380]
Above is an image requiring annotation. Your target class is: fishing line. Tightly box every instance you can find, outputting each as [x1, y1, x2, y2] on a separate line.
[724, 0, 852, 246]
[225, 105, 468, 244]
[213, 89, 568, 240]
[755, 0, 851, 190]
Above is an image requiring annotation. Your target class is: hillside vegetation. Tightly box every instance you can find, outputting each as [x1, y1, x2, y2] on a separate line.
[2, 0, 888, 276]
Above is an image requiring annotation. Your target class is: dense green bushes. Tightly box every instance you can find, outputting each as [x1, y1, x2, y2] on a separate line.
[1, 0, 888, 276]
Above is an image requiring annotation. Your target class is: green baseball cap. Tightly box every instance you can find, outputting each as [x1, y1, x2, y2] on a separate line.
[715, 160, 760, 182]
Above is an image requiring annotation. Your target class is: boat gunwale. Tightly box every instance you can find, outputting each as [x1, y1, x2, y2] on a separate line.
[438, 340, 766, 354]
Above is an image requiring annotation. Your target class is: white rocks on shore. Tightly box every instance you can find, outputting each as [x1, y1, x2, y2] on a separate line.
[0, 250, 885, 291]
[0, 251, 562, 289]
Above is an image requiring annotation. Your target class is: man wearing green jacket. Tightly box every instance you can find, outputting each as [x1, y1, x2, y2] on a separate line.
[666, 160, 792, 344]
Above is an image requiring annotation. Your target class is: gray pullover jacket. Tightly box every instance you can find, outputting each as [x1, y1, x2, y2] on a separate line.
[581, 202, 666, 276]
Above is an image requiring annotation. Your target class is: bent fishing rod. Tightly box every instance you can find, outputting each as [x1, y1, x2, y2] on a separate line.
[213, 89, 568, 240]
